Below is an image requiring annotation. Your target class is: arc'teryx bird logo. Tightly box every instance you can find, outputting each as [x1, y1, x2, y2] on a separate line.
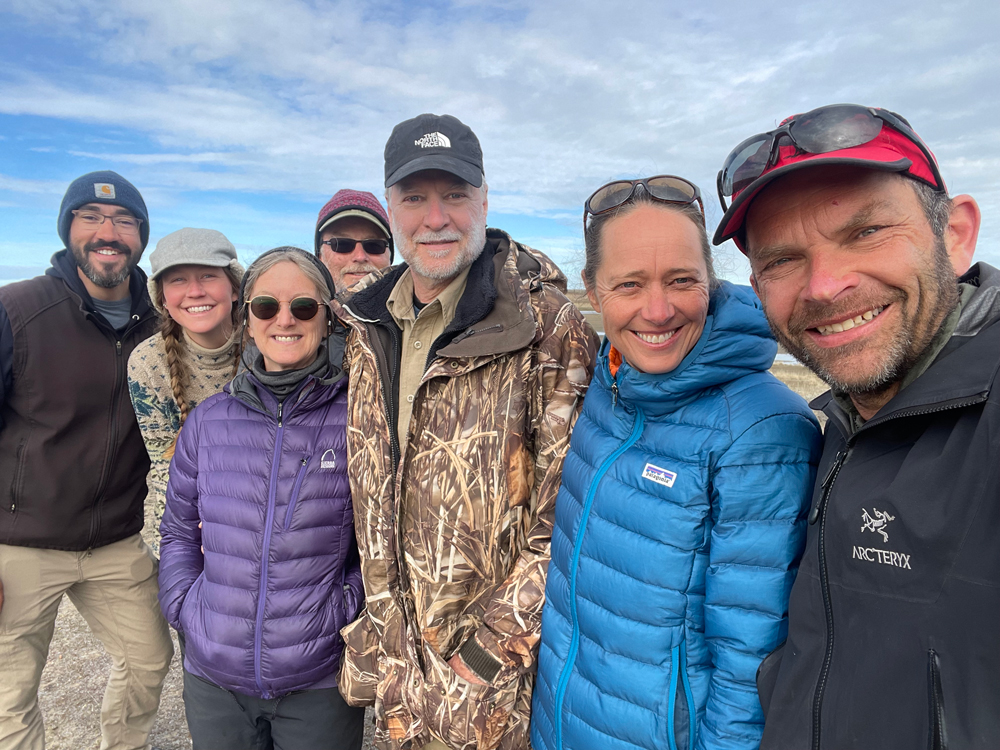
[415, 132, 451, 148]
[861, 507, 895, 543]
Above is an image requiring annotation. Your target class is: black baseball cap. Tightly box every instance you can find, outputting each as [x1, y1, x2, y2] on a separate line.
[384, 114, 484, 188]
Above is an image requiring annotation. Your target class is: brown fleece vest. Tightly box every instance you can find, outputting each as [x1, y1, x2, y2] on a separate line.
[0, 275, 157, 550]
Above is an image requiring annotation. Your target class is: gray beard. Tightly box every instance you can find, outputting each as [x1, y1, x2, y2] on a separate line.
[393, 214, 488, 282]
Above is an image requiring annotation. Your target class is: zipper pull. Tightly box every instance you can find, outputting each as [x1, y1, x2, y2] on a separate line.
[116, 340, 122, 355]
[809, 449, 847, 525]
[277, 402, 283, 427]
[611, 382, 618, 408]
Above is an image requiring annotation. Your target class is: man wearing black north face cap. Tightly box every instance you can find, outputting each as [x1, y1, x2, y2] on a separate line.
[0, 171, 173, 749]
[334, 114, 598, 750]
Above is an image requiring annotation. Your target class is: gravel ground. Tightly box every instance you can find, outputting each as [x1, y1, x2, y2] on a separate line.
[37, 360, 826, 749]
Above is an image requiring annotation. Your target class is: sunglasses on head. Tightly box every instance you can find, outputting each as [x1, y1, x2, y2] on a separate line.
[320, 237, 390, 255]
[716, 104, 944, 212]
[249, 296, 322, 321]
[584, 175, 704, 232]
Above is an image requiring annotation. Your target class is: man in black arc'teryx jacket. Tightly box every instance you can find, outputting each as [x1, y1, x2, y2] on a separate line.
[0, 171, 173, 750]
[713, 103, 1000, 750]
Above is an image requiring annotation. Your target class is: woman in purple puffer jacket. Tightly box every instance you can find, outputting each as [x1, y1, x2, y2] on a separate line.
[158, 247, 364, 750]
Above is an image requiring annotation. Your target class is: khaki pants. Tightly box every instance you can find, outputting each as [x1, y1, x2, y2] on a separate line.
[0, 534, 174, 750]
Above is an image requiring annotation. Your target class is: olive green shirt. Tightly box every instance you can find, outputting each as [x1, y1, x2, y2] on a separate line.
[386, 266, 471, 446]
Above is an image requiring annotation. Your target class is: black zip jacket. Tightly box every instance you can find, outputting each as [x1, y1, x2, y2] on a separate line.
[0, 250, 158, 550]
[758, 263, 1000, 750]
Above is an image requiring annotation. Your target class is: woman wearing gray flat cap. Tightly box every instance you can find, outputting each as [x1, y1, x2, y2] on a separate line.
[128, 227, 244, 553]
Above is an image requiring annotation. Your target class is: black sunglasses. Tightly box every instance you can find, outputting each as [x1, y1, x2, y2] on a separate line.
[320, 237, 390, 255]
[716, 104, 944, 212]
[249, 296, 321, 321]
[584, 175, 704, 232]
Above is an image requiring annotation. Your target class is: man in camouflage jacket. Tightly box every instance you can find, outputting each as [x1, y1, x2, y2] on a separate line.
[334, 114, 597, 750]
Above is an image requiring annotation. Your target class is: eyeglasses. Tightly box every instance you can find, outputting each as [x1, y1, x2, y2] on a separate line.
[716, 104, 944, 212]
[320, 237, 390, 255]
[248, 296, 321, 321]
[584, 175, 704, 232]
[71, 210, 143, 235]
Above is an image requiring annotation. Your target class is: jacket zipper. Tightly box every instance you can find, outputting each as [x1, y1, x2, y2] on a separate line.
[927, 649, 949, 750]
[282, 456, 310, 531]
[807, 393, 986, 748]
[9, 439, 26, 513]
[254, 400, 285, 698]
[553, 406, 646, 750]
[667, 640, 697, 750]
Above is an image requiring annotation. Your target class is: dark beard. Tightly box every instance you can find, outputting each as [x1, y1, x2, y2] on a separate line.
[769, 238, 960, 397]
[72, 239, 137, 289]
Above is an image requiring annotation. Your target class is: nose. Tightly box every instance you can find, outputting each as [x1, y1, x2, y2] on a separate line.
[94, 217, 118, 241]
[422, 196, 449, 231]
[186, 278, 206, 297]
[642, 287, 675, 324]
[804, 250, 860, 304]
[350, 243, 370, 262]
[275, 302, 297, 327]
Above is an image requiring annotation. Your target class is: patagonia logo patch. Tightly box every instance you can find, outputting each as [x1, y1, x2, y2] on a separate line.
[94, 183, 115, 199]
[642, 463, 677, 488]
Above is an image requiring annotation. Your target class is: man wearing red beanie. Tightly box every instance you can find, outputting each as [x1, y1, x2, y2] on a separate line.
[314, 189, 393, 293]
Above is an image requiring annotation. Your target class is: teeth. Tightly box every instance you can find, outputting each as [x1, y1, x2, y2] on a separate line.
[185, 305, 213, 313]
[635, 330, 676, 344]
[816, 306, 884, 336]
[95, 249, 118, 255]
[274, 336, 301, 342]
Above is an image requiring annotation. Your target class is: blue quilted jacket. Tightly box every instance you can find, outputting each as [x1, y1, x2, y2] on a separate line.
[531, 282, 821, 750]
[158, 370, 362, 699]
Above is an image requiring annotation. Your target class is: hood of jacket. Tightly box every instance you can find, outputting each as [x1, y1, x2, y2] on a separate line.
[595, 280, 777, 417]
[45, 248, 154, 324]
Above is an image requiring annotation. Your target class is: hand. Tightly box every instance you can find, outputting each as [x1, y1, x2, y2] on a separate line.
[448, 653, 487, 686]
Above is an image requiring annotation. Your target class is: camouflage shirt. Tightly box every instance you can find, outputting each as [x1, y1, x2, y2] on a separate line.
[335, 230, 598, 750]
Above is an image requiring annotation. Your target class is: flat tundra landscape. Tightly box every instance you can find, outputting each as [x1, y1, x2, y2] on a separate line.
[37, 299, 826, 749]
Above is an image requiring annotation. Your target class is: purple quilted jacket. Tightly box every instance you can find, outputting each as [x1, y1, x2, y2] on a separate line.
[158, 370, 362, 699]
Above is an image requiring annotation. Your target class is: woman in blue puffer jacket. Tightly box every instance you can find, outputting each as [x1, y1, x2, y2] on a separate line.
[158, 247, 364, 750]
[531, 177, 822, 750]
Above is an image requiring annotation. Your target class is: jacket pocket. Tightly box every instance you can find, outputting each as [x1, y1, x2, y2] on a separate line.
[419, 641, 520, 750]
[927, 649, 949, 750]
[667, 641, 697, 750]
[338, 611, 381, 707]
[8, 439, 26, 514]
[756, 640, 786, 718]
[282, 456, 310, 531]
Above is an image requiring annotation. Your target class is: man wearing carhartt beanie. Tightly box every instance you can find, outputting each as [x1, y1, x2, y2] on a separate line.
[0, 171, 172, 749]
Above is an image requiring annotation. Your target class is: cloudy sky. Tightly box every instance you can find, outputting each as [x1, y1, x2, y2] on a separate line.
[2, 0, 997, 286]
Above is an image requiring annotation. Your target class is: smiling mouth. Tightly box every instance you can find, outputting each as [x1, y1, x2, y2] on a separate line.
[94, 248, 122, 257]
[813, 306, 886, 336]
[633, 329, 678, 344]
[184, 304, 215, 313]
[273, 335, 302, 342]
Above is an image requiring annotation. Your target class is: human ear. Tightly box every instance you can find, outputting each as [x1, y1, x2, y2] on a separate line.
[943, 194, 980, 276]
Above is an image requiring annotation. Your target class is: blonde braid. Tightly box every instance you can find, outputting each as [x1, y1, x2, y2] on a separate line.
[157, 285, 190, 462]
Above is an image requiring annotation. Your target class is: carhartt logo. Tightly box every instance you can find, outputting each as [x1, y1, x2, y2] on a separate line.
[320, 449, 337, 470]
[642, 463, 677, 488]
[415, 132, 451, 148]
[861, 507, 895, 542]
[94, 183, 116, 199]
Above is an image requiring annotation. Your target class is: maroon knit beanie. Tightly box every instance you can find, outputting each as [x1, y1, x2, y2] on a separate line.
[315, 189, 393, 261]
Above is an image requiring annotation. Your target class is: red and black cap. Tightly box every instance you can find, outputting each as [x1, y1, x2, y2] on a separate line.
[713, 110, 946, 252]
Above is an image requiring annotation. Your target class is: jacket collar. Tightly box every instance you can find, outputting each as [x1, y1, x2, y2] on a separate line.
[45, 248, 154, 322]
[339, 228, 544, 359]
[817, 262, 1000, 435]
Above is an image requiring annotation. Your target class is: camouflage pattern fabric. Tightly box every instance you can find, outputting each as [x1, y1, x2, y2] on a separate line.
[336, 232, 598, 749]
